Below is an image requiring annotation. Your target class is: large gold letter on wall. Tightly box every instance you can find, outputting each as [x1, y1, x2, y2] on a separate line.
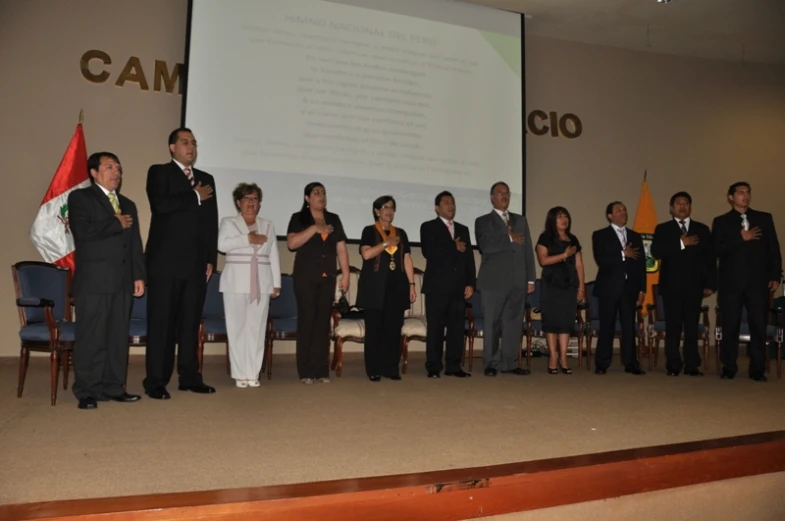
[116, 56, 149, 90]
[154, 60, 181, 94]
[80, 50, 111, 83]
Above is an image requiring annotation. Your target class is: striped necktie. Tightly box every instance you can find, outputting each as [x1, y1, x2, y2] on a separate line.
[184, 167, 195, 187]
[108, 192, 120, 214]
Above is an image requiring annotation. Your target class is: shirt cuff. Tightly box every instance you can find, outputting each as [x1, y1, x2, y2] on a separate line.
[679, 239, 685, 250]
[194, 189, 201, 205]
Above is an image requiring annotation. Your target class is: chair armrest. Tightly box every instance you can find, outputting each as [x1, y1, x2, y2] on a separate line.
[16, 297, 55, 308]
[331, 307, 342, 329]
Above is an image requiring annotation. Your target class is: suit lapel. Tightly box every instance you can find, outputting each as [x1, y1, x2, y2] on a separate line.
[170, 161, 192, 188]
[233, 215, 250, 235]
[91, 183, 116, 216]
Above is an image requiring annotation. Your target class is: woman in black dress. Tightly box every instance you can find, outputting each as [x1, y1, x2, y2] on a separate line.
[286, 182, 351, 384]
[535, 206, 586, 374]
[356, 195, 417, 382]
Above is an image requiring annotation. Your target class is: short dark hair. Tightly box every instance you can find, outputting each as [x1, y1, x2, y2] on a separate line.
[168, 127, 193, 157]
[434, 190, 453, 206]
[669, 191, 692, 206]
[87, 152, 120, 183]
[490, 181, 509, 195]
[372, 195, 396, 221]
[232, 183, 262, 209]
[727, 182, 750, 196]
[544, 206, 572, 239]
[605, 201, 623, 220]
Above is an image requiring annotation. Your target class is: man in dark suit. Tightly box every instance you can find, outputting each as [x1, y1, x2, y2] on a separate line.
[475, 181, 535, 377]
[591, 201, 647, 375]
[68, 152, 145, 410]
[651, 191, 716, 377]
[143, 128, 218, 399]
[712, 182, 781, 382]
[420, 191, 476, 378]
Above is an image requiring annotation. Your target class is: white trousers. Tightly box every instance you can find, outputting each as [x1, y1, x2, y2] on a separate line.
[222, 292, 271, 381]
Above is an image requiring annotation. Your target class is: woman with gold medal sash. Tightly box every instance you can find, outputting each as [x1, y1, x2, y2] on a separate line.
[356, 196, 417, 382]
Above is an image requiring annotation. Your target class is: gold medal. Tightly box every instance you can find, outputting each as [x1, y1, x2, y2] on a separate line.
[389, 259, 396, 271]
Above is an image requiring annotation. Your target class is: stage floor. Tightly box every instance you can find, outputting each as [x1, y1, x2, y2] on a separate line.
[2, 353, 785, 505]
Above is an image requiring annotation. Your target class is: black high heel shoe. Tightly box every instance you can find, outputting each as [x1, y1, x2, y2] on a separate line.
[547, 366, 559, 375]
[559, 362, 572, 375]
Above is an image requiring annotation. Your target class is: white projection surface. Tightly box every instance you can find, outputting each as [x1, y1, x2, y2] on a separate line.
[185, 0, 522, 242]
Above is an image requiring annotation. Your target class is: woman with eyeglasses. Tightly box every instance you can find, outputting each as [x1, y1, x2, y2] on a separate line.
[356, 195, 417, 382]
[286, 182, 350, 384]
[218, 183, 281, 388]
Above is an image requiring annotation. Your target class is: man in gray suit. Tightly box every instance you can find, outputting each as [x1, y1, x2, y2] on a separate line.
[475, 181, 536, 376]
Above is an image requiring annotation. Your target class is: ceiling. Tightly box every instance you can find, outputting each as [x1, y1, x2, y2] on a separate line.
[459, 0, 785, 64]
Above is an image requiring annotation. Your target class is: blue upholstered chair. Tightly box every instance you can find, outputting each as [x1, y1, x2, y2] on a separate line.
[525, 279, 586, 370]
[583, 281, 647, 370]
[12, 261, 75, 405]
[265, 274, 297, 380]
[715, 296, 783, 378]
[129, 291, 148, 347]
[198, 271, 228, 374]
[645, 284, 710, 372]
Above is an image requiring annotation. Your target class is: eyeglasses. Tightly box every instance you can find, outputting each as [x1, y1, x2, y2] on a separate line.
[241, 196, 259, 202]
[380, 204, 396, 211]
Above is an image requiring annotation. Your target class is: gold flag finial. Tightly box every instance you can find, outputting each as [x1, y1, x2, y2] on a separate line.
[78, 109, 84, 125]
[643, 169, 647, 181]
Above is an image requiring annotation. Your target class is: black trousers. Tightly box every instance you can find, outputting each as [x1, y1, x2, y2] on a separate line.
[596, 289, 640, 371]
[293, 275, 335, 379]
[73, 292, 132, 400]
[424, 293, 466, 373]
[719, 284, 769, 377]
[364, 306, 405, 378]
[144, 272, 206, 391]
[663, 291, 702, 373]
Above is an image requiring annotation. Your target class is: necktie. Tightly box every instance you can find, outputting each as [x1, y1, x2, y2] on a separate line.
[447, 220, 454, 239]
[741, 214, 749, 231]
[617, 227, 627, 246]
[679, 220, 687, 234]
[502, 212, 510, 227]
[184, 167, 195, 187]
[108, 192, 120, 214]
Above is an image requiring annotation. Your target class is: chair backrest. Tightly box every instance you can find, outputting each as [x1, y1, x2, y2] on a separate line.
[404, 268, 426, 318]
[585, 281, 598, 321]
[527, 279, 542, 311]
[653, 284, 665, 321]
[270, 274, 297, 319]
[12, 261, 71, 325]
[467, 290, 483, 319]
[202, 271, 224, 319]
[131, 291, 148, 320]
[334, 266, 362, 306]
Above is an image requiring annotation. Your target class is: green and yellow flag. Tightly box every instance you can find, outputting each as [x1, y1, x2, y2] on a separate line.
[632, 171, 659, 307]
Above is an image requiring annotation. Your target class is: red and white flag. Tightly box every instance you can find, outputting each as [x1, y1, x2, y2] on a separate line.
[30, 123, 90, 271]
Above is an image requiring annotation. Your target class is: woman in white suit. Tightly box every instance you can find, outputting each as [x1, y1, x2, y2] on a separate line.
[218, 183, 281, 388]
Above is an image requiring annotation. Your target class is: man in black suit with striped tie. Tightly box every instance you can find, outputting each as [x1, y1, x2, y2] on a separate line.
[143, 128, 219, 399]
[651, 191, 716, 377]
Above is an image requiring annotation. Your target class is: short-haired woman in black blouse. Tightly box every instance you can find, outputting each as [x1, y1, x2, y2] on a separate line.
[286, 182, 350, 384]
[535, 206, 586, 375]
[356, 195, 417, 382]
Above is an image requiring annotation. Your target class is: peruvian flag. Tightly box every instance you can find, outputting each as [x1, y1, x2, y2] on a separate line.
[29, 123, 90, 271]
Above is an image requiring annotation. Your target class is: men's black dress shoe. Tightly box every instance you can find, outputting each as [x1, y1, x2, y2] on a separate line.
[685, 369, 704, 377]
[369, 375, 381, 382]
[178, 383, 216, 394]
[667, 371, 680, 377]
[104, 392, 141, 403]
[78, 397, 98, 410]
[484, 367, 498, 377]
[384, 375, 402, 381]
[501, 368, 531, 376]
[750, 374, 768, 383]
[427, 371, 441, 379]
[720, 370, 735, 380]
[445, 370, 471, 378]
[625, 368, 646, 375]
[145, 387, 171, 400]
[594, 368, 607, 375]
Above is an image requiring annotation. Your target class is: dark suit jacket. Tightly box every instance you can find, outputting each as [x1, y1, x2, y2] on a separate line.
[68, 183, 145, 297]
[145, 161, 218, 279]
[474, 210, 535, 291]
[712, 208, 782, 292]
[651, 218, 716, 296]
[420, 217, 476, 297]
[592, 225, 646, 299]
[355, 225, 411, 311]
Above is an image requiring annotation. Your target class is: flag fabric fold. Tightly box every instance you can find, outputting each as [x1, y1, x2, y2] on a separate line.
[632, 174, 660, 307]
[30, 124, 90, 271]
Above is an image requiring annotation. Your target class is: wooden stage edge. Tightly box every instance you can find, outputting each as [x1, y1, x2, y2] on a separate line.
[4, 430, 785, 521]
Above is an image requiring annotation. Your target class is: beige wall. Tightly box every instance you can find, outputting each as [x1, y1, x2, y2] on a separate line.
[1, 1, 783, 358]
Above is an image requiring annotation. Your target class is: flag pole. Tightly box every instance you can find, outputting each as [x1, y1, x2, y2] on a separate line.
[644, 169, 647, 182]
[78, 109, 84, 125]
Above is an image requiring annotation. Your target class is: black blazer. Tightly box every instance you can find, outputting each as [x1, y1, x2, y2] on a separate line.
[712, 208, 782, 292]
[651, 218, 716, 296]
[68, 183, 145, 297]
[145, 161, 218, 279]
[355, 225, 411, 311]
[420, 218, 476, 297]
[592, 226, 646, 298]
